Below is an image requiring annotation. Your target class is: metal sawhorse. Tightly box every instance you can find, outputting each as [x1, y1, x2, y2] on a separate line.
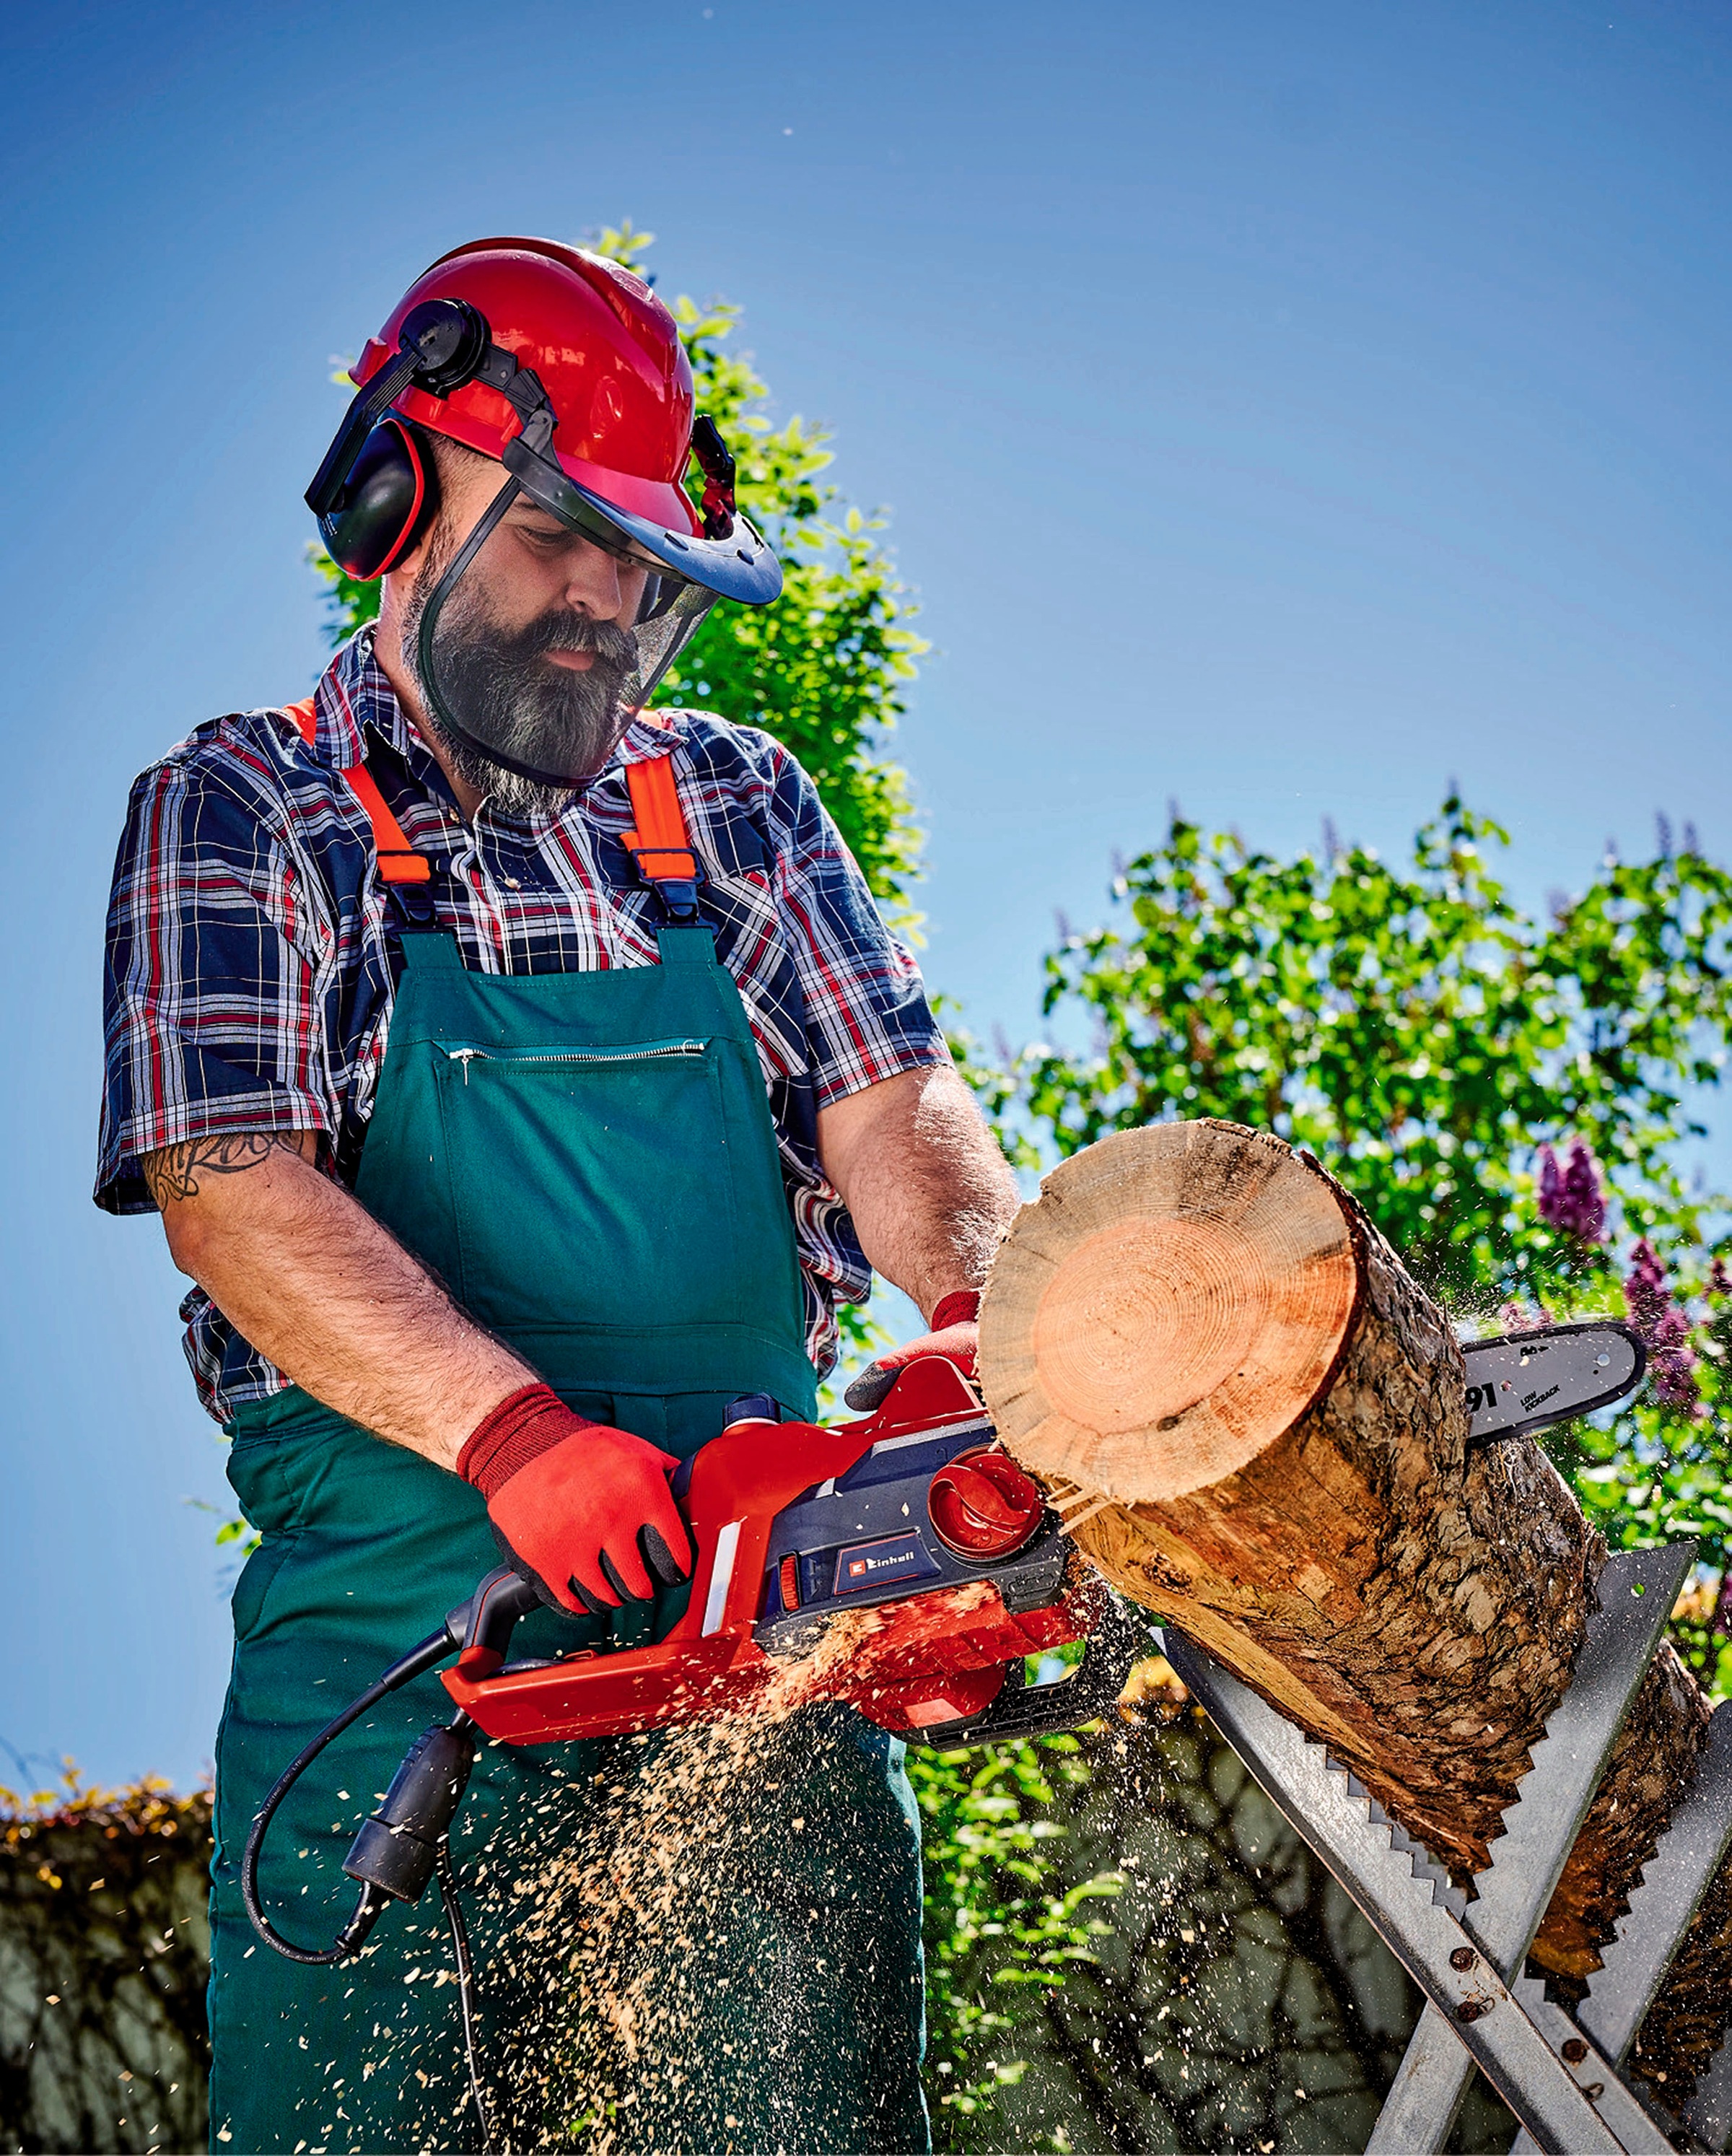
[1160, 1545, 1732, 2153]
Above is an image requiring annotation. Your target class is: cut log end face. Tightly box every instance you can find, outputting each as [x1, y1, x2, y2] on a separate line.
[982, 1121, 1360, 1503]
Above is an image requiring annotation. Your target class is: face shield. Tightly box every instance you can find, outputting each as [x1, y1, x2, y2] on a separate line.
[409, 390, 779, 790]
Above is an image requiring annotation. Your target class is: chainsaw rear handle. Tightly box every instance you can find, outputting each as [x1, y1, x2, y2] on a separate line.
[450, 1565, 542, 1676]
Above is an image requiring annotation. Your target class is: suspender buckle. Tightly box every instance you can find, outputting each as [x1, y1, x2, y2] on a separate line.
[389, 878, 437, 927]
[623, 754, 705, 927]
[655, 881, 702, 925]
[627, 845, 703, 923]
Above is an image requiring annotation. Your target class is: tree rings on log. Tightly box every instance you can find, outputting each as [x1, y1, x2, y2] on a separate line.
[979, 1121, 1361, 1503]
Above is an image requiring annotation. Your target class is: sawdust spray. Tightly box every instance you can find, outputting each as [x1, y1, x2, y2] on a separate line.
[446, 1606, 918, 2152]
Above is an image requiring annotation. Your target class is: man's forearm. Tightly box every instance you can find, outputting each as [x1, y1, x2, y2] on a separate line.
[144, 1132, 533, 1467]
[816, 1064, 1019, 1317]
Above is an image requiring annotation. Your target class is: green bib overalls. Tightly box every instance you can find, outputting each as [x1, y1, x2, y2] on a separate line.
[206, 749, 930, 2155]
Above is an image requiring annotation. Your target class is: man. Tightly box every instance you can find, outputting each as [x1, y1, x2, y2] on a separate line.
[97, 237, 1017, 2154]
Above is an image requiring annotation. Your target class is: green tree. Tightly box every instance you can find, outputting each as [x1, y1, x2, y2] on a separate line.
[962, 796, 1732, 1683]
[916, 1734, 1125, 2142]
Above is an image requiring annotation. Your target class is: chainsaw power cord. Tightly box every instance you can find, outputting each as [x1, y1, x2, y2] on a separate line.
[437, 1839, 498, 2155]
[240, 1568, 544, 2150]
[239, 1623, 454, 1963]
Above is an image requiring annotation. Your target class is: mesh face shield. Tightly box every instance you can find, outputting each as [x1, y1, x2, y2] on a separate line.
[410, 471, 727, 790]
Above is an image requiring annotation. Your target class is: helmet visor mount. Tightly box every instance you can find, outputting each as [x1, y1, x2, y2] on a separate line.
[412, 468, 725, 792]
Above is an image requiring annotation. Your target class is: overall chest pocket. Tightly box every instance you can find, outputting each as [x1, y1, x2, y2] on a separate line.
[435, 1036, 744, 1334]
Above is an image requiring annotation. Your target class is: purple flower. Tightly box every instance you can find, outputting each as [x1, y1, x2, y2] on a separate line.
[1624, 1238, 1700, 1415]
[1624, 1239, 1668, 1335]
[1537, 1140, 1606, 1245]
[1497, 1300, 1554, 1335]
[1710, 1257, 1731, 1299]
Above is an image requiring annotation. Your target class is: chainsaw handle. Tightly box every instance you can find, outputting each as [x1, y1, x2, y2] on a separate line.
[448, 1566, 542, 1677]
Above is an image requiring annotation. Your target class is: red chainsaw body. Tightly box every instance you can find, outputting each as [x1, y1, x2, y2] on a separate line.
[442, 1359, 1095, 1745]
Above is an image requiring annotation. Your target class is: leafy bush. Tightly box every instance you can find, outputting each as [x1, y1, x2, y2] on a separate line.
[917, 1734, 1124, 2136]
[959, 798, 1732, 1687]
[0, 1776, 211, 2153]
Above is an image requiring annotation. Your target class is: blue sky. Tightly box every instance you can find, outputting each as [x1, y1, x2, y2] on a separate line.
[2, 0, 1726, 1789]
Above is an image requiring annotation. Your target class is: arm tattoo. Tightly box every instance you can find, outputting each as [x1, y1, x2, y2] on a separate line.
[143, 1132, 310, 1210]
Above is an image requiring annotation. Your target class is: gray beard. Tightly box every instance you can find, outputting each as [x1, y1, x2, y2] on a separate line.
[401, 559, 637, 819]
[423, 723, 578, 821]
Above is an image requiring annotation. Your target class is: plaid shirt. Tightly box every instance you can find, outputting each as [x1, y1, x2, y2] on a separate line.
[97, 628, 945, 1420]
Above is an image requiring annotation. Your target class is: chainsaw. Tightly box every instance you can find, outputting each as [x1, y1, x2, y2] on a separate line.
[244, 1317, 1648, 1974]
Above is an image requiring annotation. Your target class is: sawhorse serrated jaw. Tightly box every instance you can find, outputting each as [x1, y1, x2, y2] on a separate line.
[1162, 1628, 1627, 2152]
[1371, 1543, 1692, 2154]
[1531, 1699, 1732, 2155]
[1160, 1537, 1721, 2156]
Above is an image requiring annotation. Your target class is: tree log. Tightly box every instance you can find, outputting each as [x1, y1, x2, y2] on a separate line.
[979, 1118, 1720, 2098]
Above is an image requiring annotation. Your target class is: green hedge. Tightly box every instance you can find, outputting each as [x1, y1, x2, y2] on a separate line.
[1, 1781, 210, 2154]
[3, 1719, 1523, 2155]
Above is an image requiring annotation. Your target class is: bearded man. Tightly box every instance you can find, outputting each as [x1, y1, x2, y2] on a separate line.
[96, 237, 1015, 2155]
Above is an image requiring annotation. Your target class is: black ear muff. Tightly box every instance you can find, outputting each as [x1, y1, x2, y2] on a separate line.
[318, 418, 439, 582]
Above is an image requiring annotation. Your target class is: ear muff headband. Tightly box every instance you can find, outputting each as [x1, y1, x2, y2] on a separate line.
[307, 297, 490, 583]
[305, 299, 489, 519]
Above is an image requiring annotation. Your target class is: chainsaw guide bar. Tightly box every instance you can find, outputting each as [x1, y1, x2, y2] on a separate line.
[1461, 1321, 1646, 1445]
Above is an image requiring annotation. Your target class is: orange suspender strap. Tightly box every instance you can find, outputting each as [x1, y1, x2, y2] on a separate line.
[284, 698, 694, 917]
[284, 697, 432, 886]
[624, 752, 701, 922]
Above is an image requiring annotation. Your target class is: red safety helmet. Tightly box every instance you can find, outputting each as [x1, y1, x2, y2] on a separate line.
[309, 236, 777, 603]
[364, 237, 701, 541]
[306, 237, 779, 785]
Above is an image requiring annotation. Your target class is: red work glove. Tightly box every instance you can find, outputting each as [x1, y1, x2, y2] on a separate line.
[458, 1385, 692, 1617]
[843, 1290, 982, 1413]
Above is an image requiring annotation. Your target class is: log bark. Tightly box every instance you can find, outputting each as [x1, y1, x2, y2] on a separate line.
[979, 1118, 1720, 2098]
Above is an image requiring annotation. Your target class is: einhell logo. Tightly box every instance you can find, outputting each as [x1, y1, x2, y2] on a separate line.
[833, 1532, 939, 1595]
[848, 1550, 906, 1579]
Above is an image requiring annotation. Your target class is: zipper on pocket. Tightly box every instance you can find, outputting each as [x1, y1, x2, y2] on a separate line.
[444, 1040, 709, 1085]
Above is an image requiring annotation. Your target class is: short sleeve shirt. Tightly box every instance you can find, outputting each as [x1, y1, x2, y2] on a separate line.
[97, 627, 947, 1419]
